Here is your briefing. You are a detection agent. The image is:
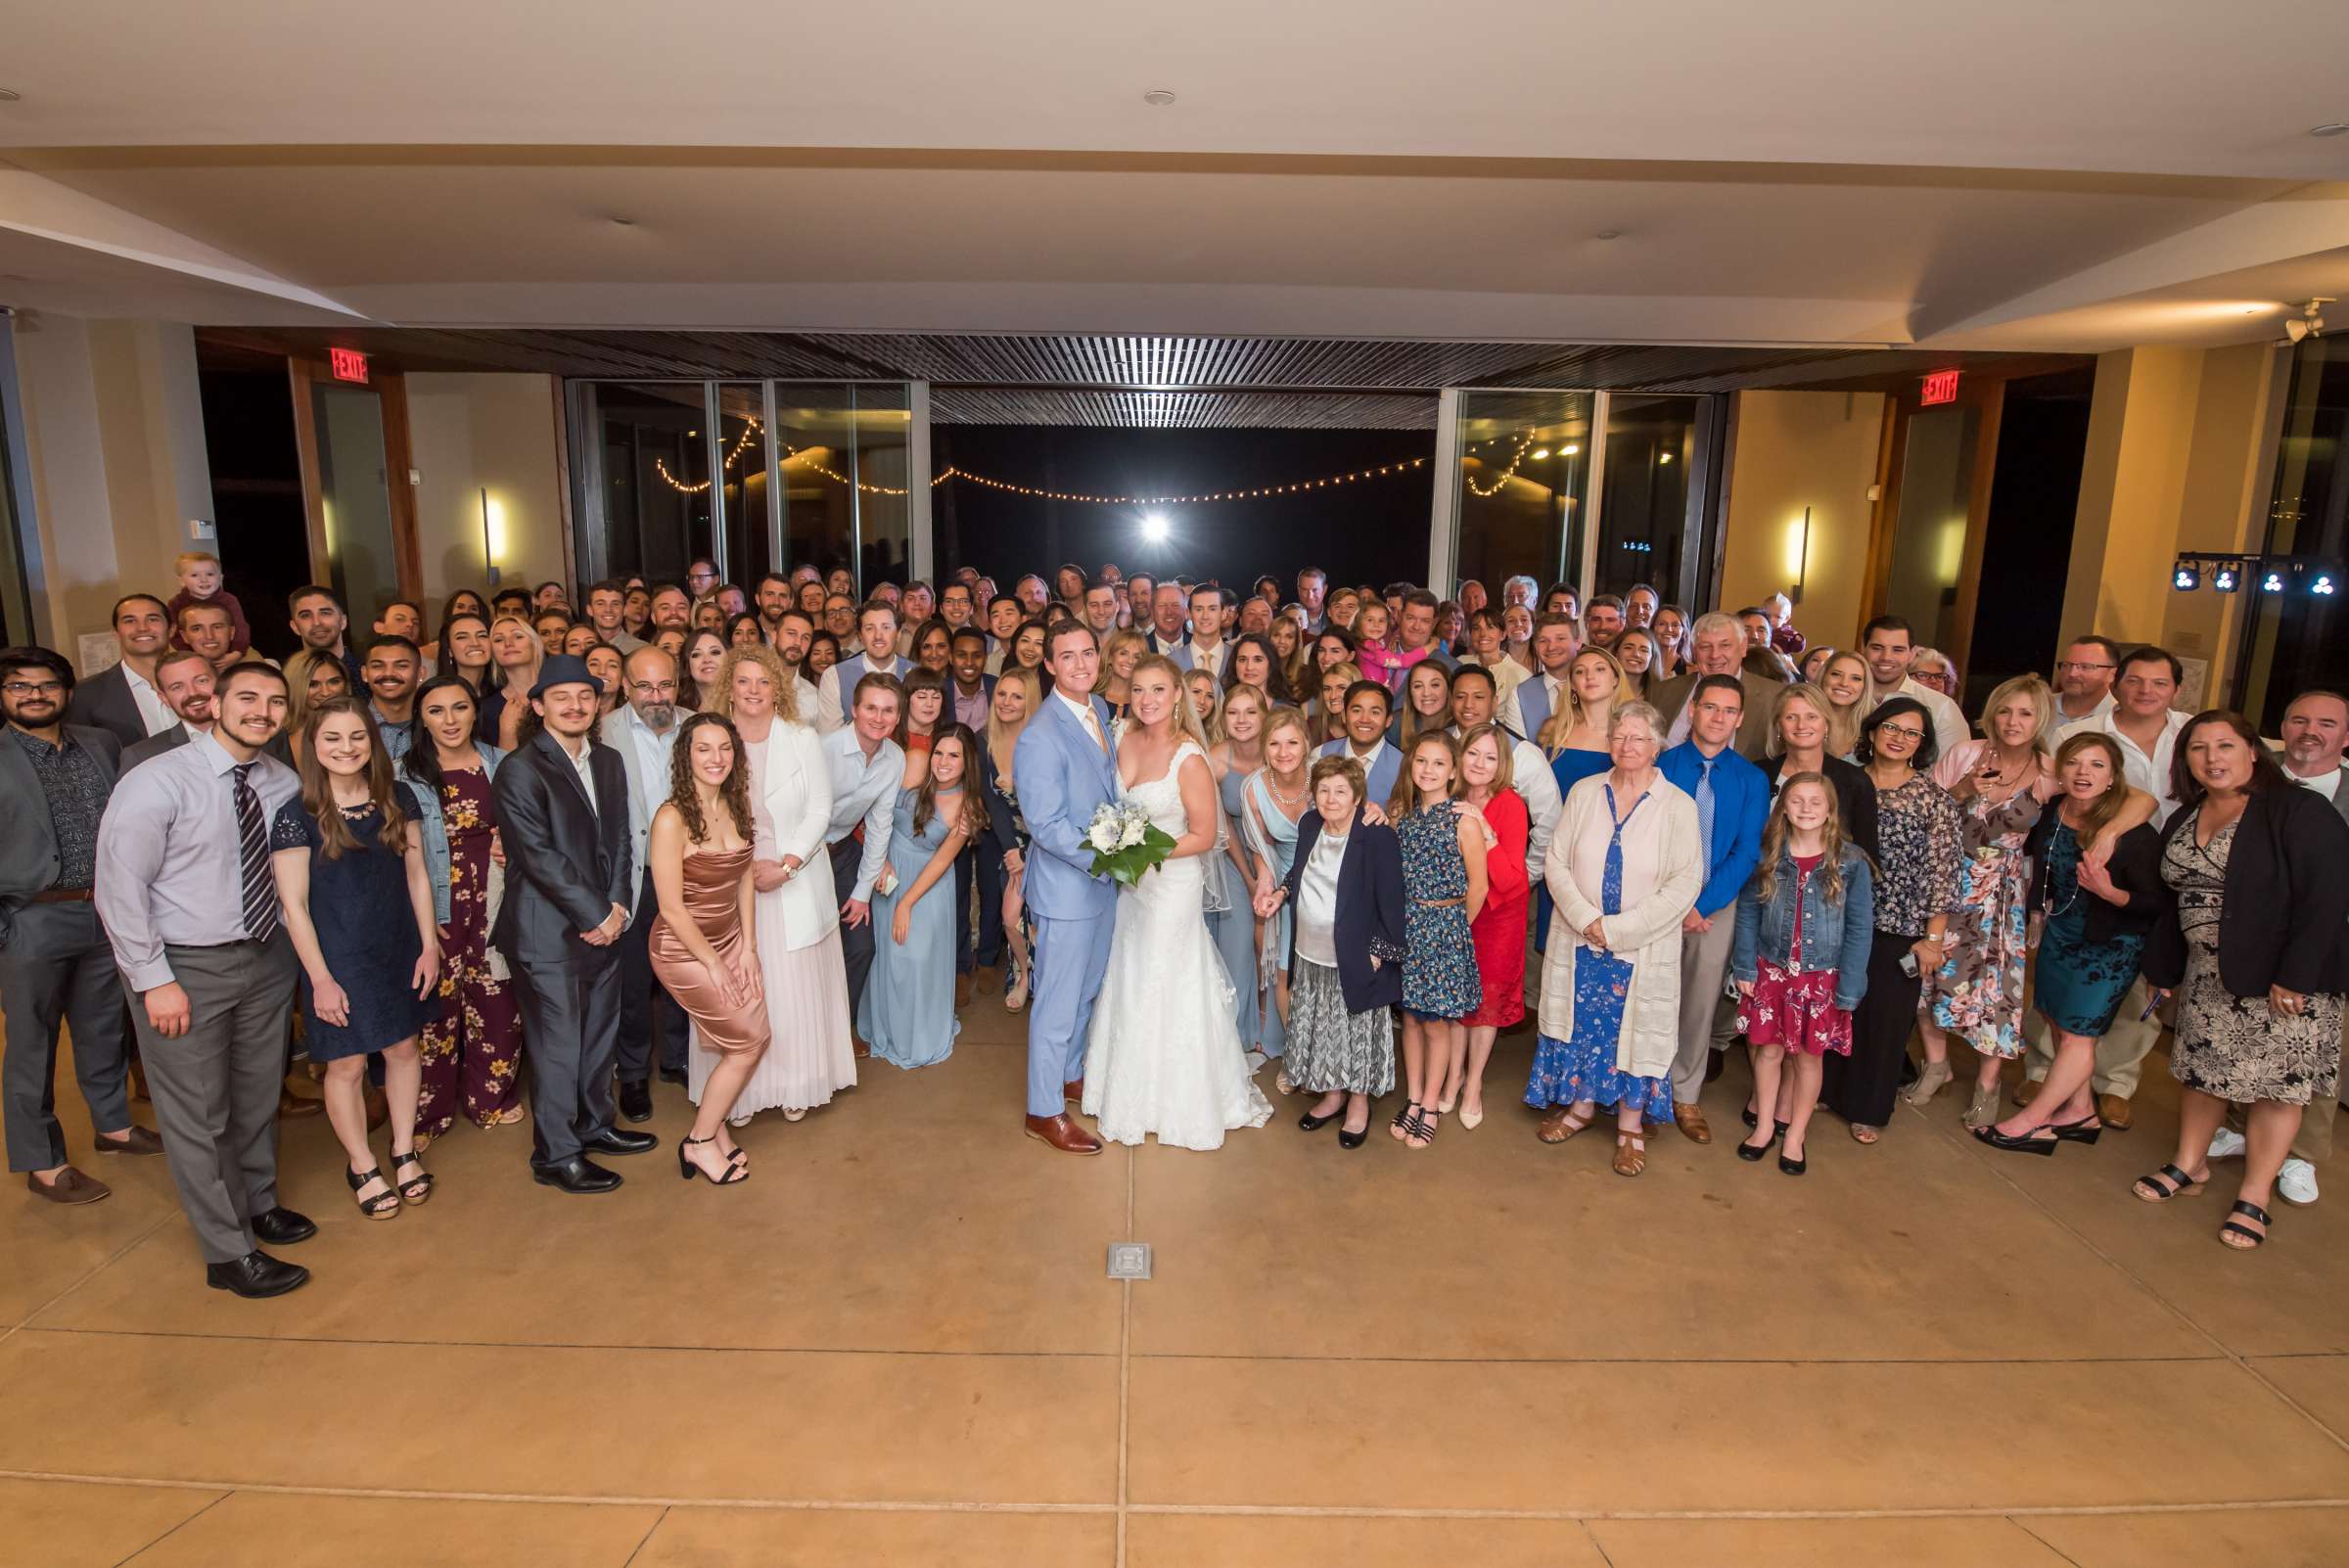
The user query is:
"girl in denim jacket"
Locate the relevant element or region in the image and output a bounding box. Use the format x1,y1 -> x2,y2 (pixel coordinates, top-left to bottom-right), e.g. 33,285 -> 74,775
1731,774 -> 1874,1175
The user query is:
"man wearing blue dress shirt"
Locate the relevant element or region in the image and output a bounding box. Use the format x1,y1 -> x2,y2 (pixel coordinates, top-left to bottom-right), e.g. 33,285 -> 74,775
820,673 -> 905,1047
1657,675 -> 1769,1145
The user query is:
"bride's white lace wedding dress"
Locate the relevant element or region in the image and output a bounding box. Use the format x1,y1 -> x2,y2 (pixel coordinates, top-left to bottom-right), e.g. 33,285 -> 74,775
1082,739 -> 1273,1150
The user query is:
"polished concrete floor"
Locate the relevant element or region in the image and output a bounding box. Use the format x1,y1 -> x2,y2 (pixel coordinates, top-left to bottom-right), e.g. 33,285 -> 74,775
6,997 -> 2348,1568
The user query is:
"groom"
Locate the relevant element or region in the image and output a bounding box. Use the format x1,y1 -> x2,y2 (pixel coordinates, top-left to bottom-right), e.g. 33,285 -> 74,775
1012,623 -> 1117,1155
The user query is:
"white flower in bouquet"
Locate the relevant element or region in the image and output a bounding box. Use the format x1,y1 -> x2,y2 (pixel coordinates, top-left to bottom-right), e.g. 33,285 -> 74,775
1118,808 -> 1147,850
1086,807 -> 1122,854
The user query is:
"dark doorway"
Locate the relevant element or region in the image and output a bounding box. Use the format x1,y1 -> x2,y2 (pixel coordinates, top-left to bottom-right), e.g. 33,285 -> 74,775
1967,369 -> 2095,714
196,348 -> 310,662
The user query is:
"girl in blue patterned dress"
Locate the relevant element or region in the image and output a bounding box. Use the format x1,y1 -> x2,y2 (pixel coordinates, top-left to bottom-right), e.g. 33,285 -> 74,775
1389,731 -> 1491,1148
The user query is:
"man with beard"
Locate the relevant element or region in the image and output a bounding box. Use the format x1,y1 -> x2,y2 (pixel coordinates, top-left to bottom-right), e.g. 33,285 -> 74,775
491,656 -> 652,1193
610,647 -> 687,1123
3,646 -> 161,1208
285,584 -> 366,697
648,584 -> 693,637
95,662 -> 316,1293
361,635 -> 424,761
771,608 -> 831,733
2052,634 -> 2122,725
121,650 -> 218,770
755,573 -> 795,647
69,593 -> 178,748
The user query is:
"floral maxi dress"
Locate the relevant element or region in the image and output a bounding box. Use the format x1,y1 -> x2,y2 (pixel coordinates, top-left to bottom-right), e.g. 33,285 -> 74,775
417,766 -> 524,1135
1925,785 -> 2044,1060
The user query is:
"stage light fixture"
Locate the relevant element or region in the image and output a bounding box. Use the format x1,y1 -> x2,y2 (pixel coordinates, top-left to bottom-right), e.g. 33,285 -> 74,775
2173,564 -> 2200,590
2212,564 -> 2239,592
2315,573 -> 2337,597
2262,570 -> 2286,594
1140,512 -> 1171,543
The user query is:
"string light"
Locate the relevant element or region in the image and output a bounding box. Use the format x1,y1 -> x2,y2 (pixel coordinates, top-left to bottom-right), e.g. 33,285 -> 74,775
649,420 -> 1433,505
1464,434 -> 1536,497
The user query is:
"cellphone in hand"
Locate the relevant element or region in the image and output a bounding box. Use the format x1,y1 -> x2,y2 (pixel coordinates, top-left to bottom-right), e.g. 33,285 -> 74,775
1899,950 -> 1920,978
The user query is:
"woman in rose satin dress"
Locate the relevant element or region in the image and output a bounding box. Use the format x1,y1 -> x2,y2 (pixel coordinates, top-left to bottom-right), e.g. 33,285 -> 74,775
648,713 -> 769,1185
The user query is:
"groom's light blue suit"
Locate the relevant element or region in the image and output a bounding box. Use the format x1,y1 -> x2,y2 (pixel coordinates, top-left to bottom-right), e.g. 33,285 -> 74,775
1013,690 -> 1121,1118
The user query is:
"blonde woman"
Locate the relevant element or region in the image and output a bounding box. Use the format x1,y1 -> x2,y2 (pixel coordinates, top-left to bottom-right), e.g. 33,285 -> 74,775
1210,683 -> 1275,1058
1186,668 -> 1226,747
1313,661 -> 1362,745
485,614 -> 544,751
1082,654 -> 1273,1148
1096,628 -> 1147,722
980,669 -> 1041,1009
1762,682 -> 1880,857
281,652 -> 352,768
1817,649 -> 1876,758
1242,706 -> 1315,1084
702,643 -> 853,1125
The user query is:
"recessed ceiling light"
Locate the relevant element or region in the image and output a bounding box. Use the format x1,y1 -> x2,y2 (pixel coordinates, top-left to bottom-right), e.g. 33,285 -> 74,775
1594,229 -> 1623,241
2311,122 -> 2348,137
1142,89 -> 1176,107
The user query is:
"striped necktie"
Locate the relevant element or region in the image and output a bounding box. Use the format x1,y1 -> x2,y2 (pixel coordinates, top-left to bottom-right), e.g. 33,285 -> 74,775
233,762 -> 281,943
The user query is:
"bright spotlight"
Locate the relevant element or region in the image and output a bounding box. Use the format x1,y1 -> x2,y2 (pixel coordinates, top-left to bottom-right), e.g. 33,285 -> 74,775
1141,513 -> 1171,543
2212,564 -> 2240,593
1532,447 -> 1551,460
2172,564 -> 2200,591
2315,574 -> 2337,597
2262,570 -> 2286,594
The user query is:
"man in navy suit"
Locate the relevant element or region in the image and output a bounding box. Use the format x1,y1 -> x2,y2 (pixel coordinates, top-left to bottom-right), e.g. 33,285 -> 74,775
1011,623 -> 1119,1155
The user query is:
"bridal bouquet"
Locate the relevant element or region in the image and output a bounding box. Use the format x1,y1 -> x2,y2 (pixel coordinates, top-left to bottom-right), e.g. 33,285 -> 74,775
1085,800 -> 1176,888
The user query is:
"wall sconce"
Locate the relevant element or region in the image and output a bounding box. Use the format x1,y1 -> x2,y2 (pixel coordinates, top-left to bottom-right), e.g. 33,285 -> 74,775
1787,505 -> 1813,605
480,487 -> 502,585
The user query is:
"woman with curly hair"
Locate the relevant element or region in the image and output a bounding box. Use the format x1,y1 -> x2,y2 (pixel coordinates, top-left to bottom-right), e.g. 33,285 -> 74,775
649,712 -> 768,1183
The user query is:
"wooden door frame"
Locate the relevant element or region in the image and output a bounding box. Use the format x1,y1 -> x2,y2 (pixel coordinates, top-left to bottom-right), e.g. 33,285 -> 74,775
1860,373 -> 2008,680
285,354 -> 421,604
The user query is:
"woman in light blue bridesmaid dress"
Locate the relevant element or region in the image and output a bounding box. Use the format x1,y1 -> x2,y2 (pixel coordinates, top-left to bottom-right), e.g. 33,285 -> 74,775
860,726 -> 985,1070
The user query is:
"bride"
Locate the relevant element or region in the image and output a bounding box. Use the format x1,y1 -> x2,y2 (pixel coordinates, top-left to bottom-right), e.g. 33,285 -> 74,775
1082,654 -> 1272,1149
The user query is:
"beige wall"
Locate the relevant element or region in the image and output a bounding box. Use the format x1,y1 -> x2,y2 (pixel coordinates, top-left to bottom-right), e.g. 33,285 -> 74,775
1718,390 -> 1885,652
2061,343 -> 2277,703
13,315 -> 215,664
405,372 -> 566,607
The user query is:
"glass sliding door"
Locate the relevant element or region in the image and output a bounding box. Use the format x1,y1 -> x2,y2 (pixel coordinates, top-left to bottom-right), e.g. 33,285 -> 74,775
852,384 -> 913,589
588,382 -> 713,586
715,382 -> 772,591
1450,390 -> 1593,597
1595,393 -> 1709,604
311,381 -> 400,624
2238,337 -> 2349,727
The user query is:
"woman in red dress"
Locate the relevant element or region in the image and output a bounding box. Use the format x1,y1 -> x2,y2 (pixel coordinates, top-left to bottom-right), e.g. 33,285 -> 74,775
1456,721 -> 1531,1130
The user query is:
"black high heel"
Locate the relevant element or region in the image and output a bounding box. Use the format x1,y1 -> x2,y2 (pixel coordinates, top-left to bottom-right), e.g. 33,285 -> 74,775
678,1133 -> 747,1185
2050,1117 -> 2102,1145
1971,1125 -> 2058,1156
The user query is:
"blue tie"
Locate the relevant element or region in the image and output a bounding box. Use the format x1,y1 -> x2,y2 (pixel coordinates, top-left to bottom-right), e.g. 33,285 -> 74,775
1693,757 -> 1717,881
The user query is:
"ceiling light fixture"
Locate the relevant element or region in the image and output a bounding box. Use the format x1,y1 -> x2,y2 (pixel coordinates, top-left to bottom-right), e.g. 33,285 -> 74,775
2282,298 -> 2333,346
1532,447 -> 1551,460
2312,122 -> 2349,137
1142,89 -> 1176,107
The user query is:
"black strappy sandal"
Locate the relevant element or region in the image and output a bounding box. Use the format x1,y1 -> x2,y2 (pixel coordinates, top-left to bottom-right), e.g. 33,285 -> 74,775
345,1164 -> 400,1220
2133,1163 -> 2206,1203
390,1149 -> 434,1205
1406,1106 -> 1438,1149
677,1133 -> 748,1185
2219,1200 -> 2271,1251
2049,1117 -> 2102,1145
1389,1101 -> 1421,1143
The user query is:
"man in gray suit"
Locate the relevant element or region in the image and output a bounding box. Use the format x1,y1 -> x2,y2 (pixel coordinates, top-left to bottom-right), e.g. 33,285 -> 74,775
3,647 -> 162,1207
608,646 -> 685,1123
118,650 -> 217,772
1643,612 -> 1783,761
66,594 -> 177,750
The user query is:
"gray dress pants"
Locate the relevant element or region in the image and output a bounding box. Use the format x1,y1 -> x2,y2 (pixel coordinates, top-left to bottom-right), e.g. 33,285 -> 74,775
126,936 -> 299,1264
2,900 -> 134,1172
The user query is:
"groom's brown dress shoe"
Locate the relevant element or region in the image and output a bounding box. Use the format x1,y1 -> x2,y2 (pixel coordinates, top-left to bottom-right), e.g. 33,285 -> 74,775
1064,1078 -> 1084,1106
1026,1114 -> 1103,1155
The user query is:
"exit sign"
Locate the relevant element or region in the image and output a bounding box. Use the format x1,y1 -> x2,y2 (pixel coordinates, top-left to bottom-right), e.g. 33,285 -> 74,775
329,347 -> 370,384
1920,368 -> 1961,405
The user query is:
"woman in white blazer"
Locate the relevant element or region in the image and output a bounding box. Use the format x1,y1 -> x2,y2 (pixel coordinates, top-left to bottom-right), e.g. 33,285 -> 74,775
1524,702 -> 1704,1176
701,645 -> 856,1124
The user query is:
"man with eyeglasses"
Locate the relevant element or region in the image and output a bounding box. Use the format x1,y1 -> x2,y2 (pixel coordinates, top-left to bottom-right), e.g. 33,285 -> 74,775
3,646 -> 162,1208
608,646 -> 686,1123
2052,634 -> 2122,724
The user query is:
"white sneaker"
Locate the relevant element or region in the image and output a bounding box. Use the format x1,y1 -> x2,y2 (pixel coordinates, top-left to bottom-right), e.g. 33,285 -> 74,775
2207,1127 -> 2248,1160
2278,1158 -> 2320,1207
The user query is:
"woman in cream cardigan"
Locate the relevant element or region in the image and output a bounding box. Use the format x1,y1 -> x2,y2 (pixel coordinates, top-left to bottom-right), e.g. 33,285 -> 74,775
700,645 -> 856,1124
1523,701 -> 1704,1176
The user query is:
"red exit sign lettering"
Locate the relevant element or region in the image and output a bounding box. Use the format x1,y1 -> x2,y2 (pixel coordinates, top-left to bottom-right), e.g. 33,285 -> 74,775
329,347 -> 370,384
1920,368 -> 1960,405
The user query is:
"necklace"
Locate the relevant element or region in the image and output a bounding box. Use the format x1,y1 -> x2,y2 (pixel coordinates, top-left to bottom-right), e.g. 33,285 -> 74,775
1266,772 -> 1308,807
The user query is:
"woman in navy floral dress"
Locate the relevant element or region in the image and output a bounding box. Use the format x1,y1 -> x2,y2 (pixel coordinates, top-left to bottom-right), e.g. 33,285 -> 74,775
1389,731 -> 1490,1148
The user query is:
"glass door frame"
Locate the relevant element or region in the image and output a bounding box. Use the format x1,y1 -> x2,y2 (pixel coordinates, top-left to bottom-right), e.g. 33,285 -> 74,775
288,353 -> 422,609
1860,375 -> 2006,683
